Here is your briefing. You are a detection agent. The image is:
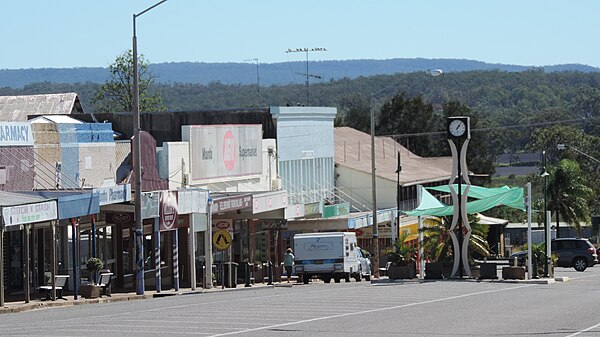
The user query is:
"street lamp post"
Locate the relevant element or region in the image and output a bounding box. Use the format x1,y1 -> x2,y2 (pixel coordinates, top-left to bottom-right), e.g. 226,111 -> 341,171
132,0 -> 167,296
395,151 -> 402,241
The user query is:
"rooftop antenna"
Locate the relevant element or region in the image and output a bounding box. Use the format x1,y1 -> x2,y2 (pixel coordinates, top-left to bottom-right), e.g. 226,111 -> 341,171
244,58 -> 260,93
285,47 -> 326,106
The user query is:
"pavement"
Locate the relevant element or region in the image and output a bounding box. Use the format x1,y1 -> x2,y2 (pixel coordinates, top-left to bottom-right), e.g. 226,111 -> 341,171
0,282 -> 277,315
0,272 -> 569,315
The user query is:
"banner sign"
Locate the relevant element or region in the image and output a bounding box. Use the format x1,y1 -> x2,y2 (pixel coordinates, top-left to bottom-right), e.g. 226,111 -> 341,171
253,191 -> 288,214
2,200 -> 58,227
95,184 -> 131,206
160,190 -> 178,231
0,122 -> 33,147
284,203 -> 305,219
211,194 -> 252,213
183,125 -> 262,181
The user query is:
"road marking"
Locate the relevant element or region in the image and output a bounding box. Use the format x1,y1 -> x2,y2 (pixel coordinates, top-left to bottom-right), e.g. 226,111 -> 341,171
208,284 -> 533,337
565,322 -> 600,337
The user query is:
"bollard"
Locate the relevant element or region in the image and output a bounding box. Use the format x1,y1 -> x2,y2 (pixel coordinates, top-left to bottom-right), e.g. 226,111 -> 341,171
532,254 -> 539,279
267,261 -> 273,285
245,262 -> 252,287
513,256 -> 518,267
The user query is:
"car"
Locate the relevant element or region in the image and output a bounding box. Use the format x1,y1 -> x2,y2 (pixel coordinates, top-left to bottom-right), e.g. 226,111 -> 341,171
357,247 -> 372,281
551,238 -> 598,272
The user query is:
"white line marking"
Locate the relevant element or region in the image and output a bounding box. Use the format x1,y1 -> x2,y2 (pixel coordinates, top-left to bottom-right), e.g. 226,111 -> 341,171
208,284 -> 533,336
565,322 -> 600,337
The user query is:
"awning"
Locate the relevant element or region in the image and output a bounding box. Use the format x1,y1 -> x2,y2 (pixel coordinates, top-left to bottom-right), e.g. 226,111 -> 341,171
0,191 -> 58,229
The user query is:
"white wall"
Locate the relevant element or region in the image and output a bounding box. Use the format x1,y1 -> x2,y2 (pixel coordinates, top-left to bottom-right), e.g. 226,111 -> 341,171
335,165 -> 397,211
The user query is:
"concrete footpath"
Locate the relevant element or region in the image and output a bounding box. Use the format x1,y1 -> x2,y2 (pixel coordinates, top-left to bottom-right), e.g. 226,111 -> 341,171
0,283 -> 278,315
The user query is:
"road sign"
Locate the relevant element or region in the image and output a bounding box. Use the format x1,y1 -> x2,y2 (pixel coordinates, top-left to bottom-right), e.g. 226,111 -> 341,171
213,229 -> 232,250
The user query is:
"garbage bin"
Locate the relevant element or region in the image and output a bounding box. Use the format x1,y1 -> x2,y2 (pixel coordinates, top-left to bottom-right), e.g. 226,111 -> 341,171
224,262 -> 238,288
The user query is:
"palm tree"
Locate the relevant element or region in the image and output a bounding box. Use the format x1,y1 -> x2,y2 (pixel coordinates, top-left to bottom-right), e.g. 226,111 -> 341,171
421,214 -> 491,264
547,159 -> 594,237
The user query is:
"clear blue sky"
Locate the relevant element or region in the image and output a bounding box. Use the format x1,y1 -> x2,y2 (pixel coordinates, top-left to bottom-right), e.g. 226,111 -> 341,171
2,1 -> 599,69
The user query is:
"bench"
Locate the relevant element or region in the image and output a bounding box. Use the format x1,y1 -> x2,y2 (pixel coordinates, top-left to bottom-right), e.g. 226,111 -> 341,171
39,275 -> 69,301
379,262 -> 392,277
97,273 -> 113,297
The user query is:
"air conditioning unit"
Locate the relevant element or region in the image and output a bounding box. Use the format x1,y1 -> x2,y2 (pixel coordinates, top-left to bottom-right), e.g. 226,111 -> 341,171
271,178 -> 282,190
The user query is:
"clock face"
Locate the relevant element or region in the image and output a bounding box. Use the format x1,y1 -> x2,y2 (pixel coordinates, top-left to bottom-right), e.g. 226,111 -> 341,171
448,119 -> 466,137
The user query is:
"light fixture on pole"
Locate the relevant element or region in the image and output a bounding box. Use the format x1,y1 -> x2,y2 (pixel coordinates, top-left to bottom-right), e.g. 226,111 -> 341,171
132,0 -> 167,296
395,150 -> 402,242
285,47 -> 326,106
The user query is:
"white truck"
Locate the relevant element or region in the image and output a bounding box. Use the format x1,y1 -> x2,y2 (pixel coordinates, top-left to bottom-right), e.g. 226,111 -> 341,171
293,232 -> 371,284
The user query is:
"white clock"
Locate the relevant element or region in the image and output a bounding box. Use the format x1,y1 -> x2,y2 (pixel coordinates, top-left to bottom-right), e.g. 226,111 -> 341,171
448,119 -> 466,138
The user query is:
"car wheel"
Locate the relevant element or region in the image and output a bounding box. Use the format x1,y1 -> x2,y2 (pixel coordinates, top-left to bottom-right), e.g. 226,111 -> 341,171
323,276 -> 331,283
355,268 -> 362,282
303,274 -> 310,284
573,258 -> 588,272
334,276 -> 341,283
365,274 -> 371,281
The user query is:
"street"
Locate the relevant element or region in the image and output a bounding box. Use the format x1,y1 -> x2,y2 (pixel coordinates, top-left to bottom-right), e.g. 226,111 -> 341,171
1,267 -> 599,337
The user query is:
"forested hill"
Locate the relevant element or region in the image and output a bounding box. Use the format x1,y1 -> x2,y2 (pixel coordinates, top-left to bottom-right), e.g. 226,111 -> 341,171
1,58 -> 598,88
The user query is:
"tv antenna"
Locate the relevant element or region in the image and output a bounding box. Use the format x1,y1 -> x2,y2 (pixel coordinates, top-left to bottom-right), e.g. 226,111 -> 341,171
243,58 -> 260,93
286,47 -> 326,105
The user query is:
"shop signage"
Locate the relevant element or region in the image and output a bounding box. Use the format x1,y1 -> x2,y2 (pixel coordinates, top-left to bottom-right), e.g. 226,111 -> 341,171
141,191 -> 159,219
109,212 -> 133,225
284,203 -> 305,219
160,190 -> 178,231
94,184 -> 131,206
211,194 -> 252,213
177,188 -> 209,214
304,202 -> 321,216
214,219 -> 233,232
2,200 -> 58,227
253,190 -> 288,214
183,125 -> 262,181
0,122 -> 33,147
354,222 -> 393,239
322,202 -> 350,218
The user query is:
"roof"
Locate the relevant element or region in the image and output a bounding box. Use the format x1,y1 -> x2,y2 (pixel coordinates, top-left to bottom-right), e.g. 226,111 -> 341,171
30,115 -> 83,124
0,191 -> 53,207
334,127 -> 452,186
0,93 -> 83,122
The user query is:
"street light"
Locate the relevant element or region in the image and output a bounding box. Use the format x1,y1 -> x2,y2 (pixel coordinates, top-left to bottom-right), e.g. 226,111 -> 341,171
132,0 -> 167,296
395,151 -> 402,242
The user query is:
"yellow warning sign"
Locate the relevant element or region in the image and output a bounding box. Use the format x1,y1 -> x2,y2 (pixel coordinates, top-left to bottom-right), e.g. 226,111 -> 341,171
213,229 -> 232,250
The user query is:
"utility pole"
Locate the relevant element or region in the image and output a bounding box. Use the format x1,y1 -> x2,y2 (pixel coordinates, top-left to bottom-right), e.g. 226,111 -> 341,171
285,47 -> 326,105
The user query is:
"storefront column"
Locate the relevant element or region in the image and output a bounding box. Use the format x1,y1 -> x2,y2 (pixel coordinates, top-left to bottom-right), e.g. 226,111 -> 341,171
91,215 -> 97,258
51,221 -> 57,301
154,218 -> 161,293
189,223 -> 196,291
173,229 -> 179,291
23,225 -> 30,303
204,201 -> 213,289
0,225 -> 4,307
70,218 -> 78,300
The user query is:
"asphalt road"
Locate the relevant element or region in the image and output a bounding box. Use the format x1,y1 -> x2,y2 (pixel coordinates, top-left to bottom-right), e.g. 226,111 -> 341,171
1,267 -> 600,337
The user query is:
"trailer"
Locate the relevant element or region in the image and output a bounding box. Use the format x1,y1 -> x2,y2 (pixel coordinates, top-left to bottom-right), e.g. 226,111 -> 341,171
293,232 -> 370,284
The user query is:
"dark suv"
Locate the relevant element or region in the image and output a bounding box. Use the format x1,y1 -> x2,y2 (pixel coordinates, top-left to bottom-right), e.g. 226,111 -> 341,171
551,238 -> 598,271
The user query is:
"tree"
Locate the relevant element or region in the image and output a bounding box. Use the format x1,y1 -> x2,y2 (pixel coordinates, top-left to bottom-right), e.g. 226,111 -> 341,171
376,92 -> 438,156
92,50 -> 166,113
336,94 -> 370,133
547,159 -> 594,237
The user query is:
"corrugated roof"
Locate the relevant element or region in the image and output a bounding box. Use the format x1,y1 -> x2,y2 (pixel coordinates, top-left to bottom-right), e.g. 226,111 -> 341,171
0,93 -> 83,122
334,127 -> 452,186
0,191 -> 52,207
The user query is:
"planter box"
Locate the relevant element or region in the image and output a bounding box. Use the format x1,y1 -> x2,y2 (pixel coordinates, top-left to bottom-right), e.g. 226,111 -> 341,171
425,262 -> 452,279
388,262 -> 416,279
80,284 -> 101,299
479,263 -> 498,279
502,266 -> 526,280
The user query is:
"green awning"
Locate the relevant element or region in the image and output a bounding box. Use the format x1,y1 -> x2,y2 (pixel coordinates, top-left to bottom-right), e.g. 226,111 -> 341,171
427,185 -> 512,199
404,185 -> 525,217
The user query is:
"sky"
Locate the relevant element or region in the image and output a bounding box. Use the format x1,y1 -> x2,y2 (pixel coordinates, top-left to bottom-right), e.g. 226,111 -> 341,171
2,1 -> 599,70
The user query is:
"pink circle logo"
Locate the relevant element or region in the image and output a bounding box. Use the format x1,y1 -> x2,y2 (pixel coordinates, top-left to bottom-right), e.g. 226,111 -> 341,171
222,130 -> 236,171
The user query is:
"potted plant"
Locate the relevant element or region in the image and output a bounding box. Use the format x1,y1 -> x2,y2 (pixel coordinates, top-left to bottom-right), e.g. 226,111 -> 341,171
80,257 -> 104,299
386,237 -> 417,279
